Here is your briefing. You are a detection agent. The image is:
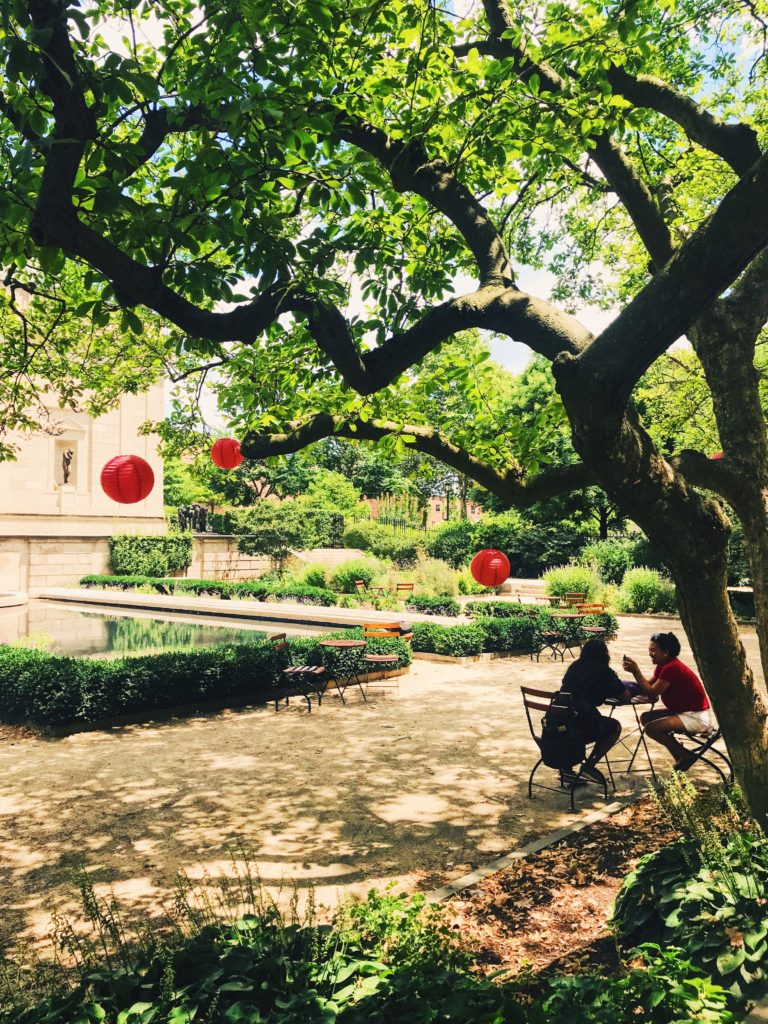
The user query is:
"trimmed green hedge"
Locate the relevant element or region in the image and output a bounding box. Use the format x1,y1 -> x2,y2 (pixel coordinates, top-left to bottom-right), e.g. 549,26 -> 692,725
464,600 -> 532,618
0,631 -> 411,729
109,534 -> 192,577
413,609 -> 618,657
465,601 -> 618,640
404,594 -> 461,616
411,623 -> 486,657
79,575 -> 336,606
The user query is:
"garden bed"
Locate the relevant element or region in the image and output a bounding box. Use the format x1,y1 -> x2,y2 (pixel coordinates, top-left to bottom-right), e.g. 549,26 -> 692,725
443,796 -> 678,979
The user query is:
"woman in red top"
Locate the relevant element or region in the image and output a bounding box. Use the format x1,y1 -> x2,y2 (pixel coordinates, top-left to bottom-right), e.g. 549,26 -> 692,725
622,632 -> 711,771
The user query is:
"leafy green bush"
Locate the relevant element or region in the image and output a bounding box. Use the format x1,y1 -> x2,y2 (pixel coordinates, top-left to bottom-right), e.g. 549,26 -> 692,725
404,594 -> 461,616
109,534 -> 192,577
411,623 -> 485,657
221,503 -> 346,559
424,519 -> 477,568
612,835 -> 768,999
581,610 -> 619,639
456,568 -> 496,595
475,511 -> 591,577
299,563 -> 328,588
3,886 -> 528,1024
328,557 -> 383,593
0,630 -> 410,729
80,574 -> 336,606
539,944 -> 736,1024
543,564 -> 598,599
409,556 -> 459,597
617,567 -> 677,613
342,521 -> 424,568
577,538 -> 635,585
475,617 -> 537,652
465,600 -> 532,618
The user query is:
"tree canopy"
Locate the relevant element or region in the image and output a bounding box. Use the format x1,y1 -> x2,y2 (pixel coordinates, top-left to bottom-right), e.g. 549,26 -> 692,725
2,0 -> 768,814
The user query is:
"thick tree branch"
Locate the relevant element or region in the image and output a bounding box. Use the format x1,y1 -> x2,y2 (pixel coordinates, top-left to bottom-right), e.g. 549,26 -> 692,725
476,0 -> 674,270
721,245 -> 768,336
556,150 -> 768,410
28,0 -> 96,247
605,67 -> 761,177
241,413 -> 595,506
589,136 -> 674,268
334,116 -> 515,286
670,450 -> 746,508
454,42 -> 761,179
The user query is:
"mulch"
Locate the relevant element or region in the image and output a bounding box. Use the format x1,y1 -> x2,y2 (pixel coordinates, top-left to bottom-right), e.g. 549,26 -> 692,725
444,797 -> 679,980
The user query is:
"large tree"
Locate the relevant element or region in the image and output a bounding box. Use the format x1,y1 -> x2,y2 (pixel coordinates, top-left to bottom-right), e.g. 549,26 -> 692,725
3,1 -> 768,811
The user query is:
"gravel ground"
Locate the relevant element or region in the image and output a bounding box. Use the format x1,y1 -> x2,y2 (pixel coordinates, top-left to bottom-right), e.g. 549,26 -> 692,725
0,613 -> 757,953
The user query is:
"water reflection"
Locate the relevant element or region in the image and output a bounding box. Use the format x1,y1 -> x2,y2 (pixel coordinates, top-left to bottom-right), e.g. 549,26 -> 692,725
0,602 -> 270,657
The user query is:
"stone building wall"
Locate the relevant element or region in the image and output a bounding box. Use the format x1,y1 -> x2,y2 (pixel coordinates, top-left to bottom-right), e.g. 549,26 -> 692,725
0,385 -> 166,537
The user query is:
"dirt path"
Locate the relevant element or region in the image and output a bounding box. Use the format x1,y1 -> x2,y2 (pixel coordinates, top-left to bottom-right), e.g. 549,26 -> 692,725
0,614 -> 756,953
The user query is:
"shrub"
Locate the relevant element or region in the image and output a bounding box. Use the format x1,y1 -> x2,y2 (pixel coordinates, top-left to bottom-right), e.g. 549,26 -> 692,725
475,512 -> 591,577
109,534 -> 192,577
299,563 -> 328,588
617,567 -> 677,613
475,616 -> 537,652
228,503 -> 346,560
577,538 -> 635,585
465,600 -> 532,618
424,519 -> 477,568
456,568 -> 496,595
329,557 -> 383,593
539,944 -> 735,1023
581,610 -> 619,639
612,835 -> 768,999
409,556 -> 459,597
405,594 -> 461,616
543,565 -> 598,600
0,630 -> 411,729
3,886 -> 526,1024
411,623 -> 485,657
342,521 -> 424,567
79,575 -> 337,606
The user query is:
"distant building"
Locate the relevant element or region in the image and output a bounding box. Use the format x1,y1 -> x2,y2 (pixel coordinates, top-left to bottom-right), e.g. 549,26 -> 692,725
0,385 -> 165,593
365,495 -> 483,529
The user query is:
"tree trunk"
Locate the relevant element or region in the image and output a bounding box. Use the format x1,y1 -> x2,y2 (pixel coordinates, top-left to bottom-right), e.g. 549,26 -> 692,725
674,566 -> 768,820
554,363 -> 768,818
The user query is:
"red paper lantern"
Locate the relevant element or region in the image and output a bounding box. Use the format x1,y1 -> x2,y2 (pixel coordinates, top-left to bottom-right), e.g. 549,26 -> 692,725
101,455 -> 155,504
709,451 -> 724,460
470,548 -> 510,587
211,437 -> 243,469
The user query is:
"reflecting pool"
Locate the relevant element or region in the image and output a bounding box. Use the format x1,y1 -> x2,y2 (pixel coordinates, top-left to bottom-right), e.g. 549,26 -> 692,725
0,601 -> 316,658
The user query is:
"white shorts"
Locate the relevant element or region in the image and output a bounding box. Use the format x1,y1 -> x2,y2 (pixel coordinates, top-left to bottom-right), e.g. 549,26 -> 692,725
676,709 -> 713,735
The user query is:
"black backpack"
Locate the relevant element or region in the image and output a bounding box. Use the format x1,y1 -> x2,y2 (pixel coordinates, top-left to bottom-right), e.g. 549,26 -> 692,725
539,693 -> 586,770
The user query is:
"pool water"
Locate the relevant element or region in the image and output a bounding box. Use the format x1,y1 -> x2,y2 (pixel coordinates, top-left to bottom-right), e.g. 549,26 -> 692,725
0,601 -> 311,658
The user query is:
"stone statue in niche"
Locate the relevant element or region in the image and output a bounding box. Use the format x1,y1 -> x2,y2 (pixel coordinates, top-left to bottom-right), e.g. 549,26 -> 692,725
62,448 -> 74,485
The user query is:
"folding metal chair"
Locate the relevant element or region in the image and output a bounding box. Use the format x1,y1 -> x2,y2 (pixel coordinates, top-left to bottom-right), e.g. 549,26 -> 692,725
675,725 -> 733,783
269,633 -> 327,712
521,686 -> 613,811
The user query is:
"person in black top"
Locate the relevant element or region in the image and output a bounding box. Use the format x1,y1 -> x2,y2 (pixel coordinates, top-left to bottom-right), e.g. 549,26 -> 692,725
560,638 -> 631,781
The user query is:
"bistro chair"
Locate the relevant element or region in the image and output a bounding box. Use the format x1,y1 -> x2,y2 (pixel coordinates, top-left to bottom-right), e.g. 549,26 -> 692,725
269,633 -> 328,712
355,579 -> 386,597
673,725 -> 733,783
521,686 -> 613,811
564,592 -> 586,607
526,610 -> 572,661
361,623 -> 401,693
394,582 -> 414,598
